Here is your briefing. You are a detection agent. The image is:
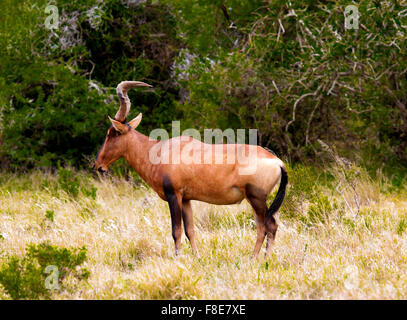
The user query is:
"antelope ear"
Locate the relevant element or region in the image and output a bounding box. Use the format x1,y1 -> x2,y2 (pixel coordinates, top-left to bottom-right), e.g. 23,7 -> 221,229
108,116 -> 127,134
128,113 -> 142,130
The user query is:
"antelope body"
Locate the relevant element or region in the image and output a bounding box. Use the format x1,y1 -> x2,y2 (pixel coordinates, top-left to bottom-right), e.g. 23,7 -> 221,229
94,81 -> 288,258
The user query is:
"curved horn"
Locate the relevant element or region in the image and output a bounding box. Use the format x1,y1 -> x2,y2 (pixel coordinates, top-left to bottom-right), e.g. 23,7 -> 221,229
115,81 -> 152,122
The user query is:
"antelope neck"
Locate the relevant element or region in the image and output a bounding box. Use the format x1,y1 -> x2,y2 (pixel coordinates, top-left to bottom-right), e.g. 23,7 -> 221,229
125,130 -> 158,178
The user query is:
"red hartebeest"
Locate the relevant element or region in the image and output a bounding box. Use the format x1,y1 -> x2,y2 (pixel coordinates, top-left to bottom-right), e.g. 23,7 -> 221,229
94,81 -> 288,258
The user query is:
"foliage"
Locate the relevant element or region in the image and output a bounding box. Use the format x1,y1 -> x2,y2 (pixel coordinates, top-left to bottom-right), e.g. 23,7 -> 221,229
0,0 -> 182,168
0,243 -> 89,300
45,210 -> 55,222
56,164 -> 97,199
0,170 -> 406,299
397,218 -> 407,236
0,0 -> 406,176
171,0 -> 407,166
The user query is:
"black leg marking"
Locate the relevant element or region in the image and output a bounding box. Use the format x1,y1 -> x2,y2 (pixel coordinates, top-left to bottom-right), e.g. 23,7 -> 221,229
163,174 -> 182,255
245,184 -> 268,219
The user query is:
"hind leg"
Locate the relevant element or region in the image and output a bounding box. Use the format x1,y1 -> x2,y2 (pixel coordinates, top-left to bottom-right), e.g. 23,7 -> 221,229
182,200 -> 199,257
265,215 -> 278,257
246,184 -> 268,259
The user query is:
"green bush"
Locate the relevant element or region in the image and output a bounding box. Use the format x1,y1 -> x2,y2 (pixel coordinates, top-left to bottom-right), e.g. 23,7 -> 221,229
1,0 -> 407,173
0,0 -> 182,169
0,243 -> 89,300
57,165 -> 97,199
280,164 -> 321,219
57,165 -> 81,198
0,62 -> 113,168
171,0 -> 407,164
280,162 -> 343,225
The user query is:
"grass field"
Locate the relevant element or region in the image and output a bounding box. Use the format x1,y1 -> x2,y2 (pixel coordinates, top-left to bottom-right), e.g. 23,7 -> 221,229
0,159 -> 406,299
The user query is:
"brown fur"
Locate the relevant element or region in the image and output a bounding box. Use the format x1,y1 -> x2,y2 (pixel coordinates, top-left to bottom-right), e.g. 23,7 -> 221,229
94,81 -> 287,258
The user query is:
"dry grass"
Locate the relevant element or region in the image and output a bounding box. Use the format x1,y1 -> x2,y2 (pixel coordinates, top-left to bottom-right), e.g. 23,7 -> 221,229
0,166 -> 406,300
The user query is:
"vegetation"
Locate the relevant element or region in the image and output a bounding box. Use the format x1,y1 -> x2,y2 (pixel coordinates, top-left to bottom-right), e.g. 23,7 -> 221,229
1,0 -> 407,170
0,242 -> 89,299
0,0 -> 406,299
0,0 -> 181,168
0,162 -> 405,299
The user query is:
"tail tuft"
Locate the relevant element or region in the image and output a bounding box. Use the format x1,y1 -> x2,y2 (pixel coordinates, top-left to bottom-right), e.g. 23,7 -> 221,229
267,166 -> 288,217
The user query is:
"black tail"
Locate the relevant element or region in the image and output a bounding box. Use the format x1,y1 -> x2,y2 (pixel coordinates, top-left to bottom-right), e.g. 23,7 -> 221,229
267,166 -> 288,217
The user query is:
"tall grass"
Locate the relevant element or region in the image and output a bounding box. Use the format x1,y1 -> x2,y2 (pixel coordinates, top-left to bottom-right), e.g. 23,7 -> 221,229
0,161 -> 406,299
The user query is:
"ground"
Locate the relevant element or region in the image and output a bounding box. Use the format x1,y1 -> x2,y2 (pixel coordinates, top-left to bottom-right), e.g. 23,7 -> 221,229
0,167 -> 406,299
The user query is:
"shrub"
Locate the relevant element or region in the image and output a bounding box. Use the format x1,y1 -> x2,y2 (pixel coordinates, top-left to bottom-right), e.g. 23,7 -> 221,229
57,165 -> 81,198
0,0 -> 183,169
0,62 -> 113,168
280,164 -> 321,220
1,0 -> 407,173
172,0 -> 407,164
57,165 -> 97,200
0,243 -> 89,300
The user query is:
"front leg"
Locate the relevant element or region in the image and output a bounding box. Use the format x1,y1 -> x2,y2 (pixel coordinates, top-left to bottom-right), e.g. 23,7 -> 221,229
163,176 -> 183,256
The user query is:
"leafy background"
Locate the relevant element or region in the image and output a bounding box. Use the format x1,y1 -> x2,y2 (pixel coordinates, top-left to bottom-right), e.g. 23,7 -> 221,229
0,0 -> 406,175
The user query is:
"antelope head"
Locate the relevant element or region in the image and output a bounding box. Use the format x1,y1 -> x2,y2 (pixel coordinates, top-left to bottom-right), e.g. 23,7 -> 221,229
93,81 -> 152,173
